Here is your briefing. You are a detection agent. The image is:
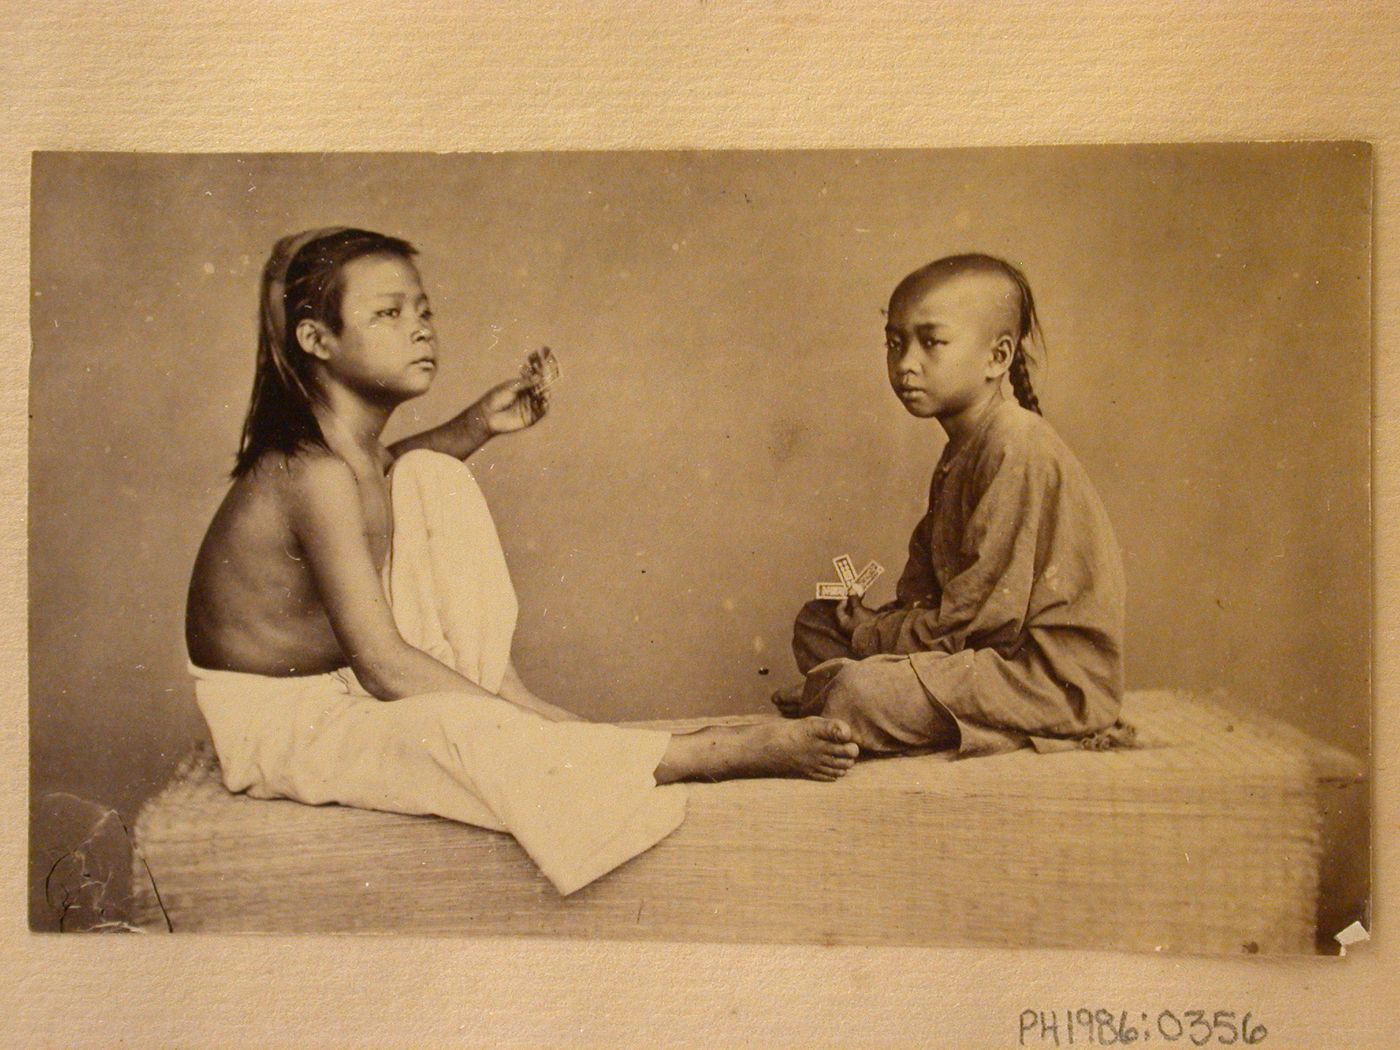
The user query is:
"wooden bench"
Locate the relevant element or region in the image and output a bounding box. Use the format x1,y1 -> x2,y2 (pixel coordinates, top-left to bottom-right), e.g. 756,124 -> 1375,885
130,690 -> 1365,954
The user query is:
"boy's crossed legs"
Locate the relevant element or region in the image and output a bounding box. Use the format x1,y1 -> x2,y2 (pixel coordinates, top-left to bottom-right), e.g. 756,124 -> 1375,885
772,599 -> 959,755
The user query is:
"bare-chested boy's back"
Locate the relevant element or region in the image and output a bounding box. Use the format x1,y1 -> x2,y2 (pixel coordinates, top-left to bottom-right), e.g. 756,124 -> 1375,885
186,448 -> 392,675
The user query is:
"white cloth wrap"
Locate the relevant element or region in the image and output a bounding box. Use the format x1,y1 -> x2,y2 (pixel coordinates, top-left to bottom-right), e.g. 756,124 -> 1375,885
383,448 -> 517,694
192,449 -> 687,896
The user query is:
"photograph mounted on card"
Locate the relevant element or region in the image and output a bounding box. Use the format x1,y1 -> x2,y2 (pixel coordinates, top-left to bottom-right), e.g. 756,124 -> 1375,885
28,146 -> 1369,956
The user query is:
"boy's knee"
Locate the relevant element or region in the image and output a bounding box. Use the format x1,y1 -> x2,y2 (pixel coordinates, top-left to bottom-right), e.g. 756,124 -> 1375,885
818,666 -> 888,753
793,599 -> 832,639
818,657 -> 940,755
821,659 -> 890,722
393,447 -> 461,474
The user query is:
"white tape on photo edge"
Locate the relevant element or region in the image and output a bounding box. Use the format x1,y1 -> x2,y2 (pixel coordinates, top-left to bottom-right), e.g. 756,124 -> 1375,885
1334,920 -> 1370,955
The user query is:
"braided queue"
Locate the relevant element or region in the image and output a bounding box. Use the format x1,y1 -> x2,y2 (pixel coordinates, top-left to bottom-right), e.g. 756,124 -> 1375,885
1008,346 -> 1041,415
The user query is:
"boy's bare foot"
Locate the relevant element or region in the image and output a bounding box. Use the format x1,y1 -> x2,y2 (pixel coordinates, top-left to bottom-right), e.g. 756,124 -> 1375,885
655,717 -> 860,784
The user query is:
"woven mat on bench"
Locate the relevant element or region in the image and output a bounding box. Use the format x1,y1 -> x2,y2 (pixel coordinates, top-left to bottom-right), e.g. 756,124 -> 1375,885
131,690 -> 1358,953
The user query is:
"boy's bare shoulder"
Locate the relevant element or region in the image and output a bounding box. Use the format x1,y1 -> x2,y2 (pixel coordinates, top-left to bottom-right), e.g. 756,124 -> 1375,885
239,448 -> 360,520
278,449 -> 361,513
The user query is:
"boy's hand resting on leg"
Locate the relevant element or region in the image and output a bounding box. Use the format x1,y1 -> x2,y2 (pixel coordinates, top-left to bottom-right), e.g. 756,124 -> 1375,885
834,594 -> 877,638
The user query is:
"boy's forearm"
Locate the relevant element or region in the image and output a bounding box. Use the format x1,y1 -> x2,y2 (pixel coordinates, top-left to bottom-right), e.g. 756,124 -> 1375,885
497,663 -> 583,722
389,406 -> 493,461
851,603 -> 956,659
355,643 -> 496,702
358,646 -> 580,721
499,689 -> 581,722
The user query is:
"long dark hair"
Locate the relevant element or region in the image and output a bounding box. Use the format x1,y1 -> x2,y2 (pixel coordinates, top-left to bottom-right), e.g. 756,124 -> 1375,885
890,253 -> 1045,415
232,227 -> 418,477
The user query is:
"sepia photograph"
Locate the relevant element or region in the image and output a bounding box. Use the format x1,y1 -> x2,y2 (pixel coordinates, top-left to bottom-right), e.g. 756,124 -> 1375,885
28,145 -> 1369,959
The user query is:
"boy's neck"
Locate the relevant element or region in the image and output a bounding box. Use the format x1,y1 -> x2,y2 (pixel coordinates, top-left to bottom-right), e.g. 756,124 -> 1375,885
313,387 -> 395,464
939,390 -> 1005,451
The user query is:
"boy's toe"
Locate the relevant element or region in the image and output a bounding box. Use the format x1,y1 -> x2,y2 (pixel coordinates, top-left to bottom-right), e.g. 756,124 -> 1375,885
817,717 -> 854,743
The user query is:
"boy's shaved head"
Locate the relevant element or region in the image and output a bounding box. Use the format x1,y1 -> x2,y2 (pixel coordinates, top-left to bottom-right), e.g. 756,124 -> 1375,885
889,253 -> 1045,415
890,256 -> 1023,339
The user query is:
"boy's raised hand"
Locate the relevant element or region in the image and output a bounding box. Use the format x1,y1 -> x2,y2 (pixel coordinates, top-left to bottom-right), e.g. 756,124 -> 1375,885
389,354 -> 554,462
472,376 -> 549,437
834,593 -> 877,638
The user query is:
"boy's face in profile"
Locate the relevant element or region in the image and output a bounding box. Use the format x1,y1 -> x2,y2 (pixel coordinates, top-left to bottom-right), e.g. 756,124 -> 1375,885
314,254 -> 439,403
884,272 -> 1013,420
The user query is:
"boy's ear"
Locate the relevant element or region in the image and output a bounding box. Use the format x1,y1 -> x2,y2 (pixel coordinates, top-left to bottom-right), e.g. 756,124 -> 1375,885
295,318 -> 332,360
987,333 -> 1015,378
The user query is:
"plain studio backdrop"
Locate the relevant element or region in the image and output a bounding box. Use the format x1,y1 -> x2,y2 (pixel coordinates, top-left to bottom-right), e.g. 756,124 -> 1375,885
28,146 -> 1369,925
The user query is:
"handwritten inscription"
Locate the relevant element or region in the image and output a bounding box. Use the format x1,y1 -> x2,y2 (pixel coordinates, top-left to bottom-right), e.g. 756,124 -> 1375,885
1019,1009 -> 1268,1046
